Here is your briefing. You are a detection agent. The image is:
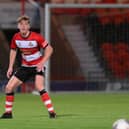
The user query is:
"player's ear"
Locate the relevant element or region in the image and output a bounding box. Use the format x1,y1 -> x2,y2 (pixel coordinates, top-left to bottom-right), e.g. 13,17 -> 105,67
17,23 -> 20,29
28,24 -> 31,29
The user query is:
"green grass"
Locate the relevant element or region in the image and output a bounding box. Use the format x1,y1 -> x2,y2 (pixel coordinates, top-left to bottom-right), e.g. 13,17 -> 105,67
0,92 -> 129,129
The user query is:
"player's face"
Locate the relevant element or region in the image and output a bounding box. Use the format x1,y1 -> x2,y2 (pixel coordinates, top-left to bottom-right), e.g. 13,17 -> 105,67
18,20 -> 30,36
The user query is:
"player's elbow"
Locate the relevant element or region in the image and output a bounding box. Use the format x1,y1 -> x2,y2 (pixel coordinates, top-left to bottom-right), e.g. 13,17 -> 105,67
48,45 -> 53,55
46,45 -> 53,56
50,46 -> 53,55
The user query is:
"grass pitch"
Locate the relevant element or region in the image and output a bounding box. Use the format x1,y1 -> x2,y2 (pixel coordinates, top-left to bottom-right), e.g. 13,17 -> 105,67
0,92 -> 129,129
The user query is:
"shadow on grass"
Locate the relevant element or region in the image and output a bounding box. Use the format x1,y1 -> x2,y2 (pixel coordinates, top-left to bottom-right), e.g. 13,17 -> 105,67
56,113 -> 80,118
38,113 -> 79,118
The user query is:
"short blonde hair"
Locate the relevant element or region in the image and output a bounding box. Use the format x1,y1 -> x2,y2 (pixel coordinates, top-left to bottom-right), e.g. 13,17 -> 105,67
17,15 -> 30,24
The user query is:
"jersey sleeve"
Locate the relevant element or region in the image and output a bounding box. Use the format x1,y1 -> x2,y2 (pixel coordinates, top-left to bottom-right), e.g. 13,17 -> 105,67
10,35 -> 17,49
37,34 -> 48,49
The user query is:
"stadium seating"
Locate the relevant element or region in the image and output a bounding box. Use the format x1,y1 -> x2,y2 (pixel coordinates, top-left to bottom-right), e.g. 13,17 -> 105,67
104,0 -> 116,3
51,0 -> 82,15
77,0 -> 90,3
50,0 -> 62,2
0,0 -> 17,2
78,0 -> 91,16
50,0 -> 129,17
110,8 -> 125,25
114,42 -> 129,51
117,0 -> 129,3
101,43 -> 115,62
101,42 -> 129,79
95,9 -> 111,25
1,0 -> 129,4
109,61 -> 126,79
91,0 -> 104,3
51,0 -> 65,14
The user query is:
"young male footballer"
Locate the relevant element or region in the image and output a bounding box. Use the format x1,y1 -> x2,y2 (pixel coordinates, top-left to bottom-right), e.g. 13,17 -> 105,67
1,15 -> 56,119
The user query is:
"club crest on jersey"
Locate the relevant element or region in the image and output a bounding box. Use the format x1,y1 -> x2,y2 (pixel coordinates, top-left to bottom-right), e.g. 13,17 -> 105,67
28,42 -> 33,47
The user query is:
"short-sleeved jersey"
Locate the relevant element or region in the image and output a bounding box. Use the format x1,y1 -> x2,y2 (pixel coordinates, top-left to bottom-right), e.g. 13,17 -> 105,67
11,31 -> 48,67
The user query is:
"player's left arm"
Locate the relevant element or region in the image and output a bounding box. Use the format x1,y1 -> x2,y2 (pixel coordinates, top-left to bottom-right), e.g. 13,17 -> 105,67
36,44 -> 53,72
41,44 -> 53,64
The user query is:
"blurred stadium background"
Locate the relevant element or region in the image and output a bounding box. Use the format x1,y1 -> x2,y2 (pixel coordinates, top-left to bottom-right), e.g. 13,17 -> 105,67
0,0 -> 129,93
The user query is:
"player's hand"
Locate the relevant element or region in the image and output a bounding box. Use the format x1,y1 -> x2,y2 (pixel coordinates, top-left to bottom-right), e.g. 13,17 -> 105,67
36,62 -> 44,72
7,67 -> 13,79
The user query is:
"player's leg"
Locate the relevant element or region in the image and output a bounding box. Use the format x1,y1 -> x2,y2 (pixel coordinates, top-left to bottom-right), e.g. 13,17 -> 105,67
1,76 -> 22,119
1,66 -> 30,119
35,74 -> 56,118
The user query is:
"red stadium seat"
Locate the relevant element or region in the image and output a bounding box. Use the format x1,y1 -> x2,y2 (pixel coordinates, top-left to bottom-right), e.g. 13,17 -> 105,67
101,42 -> 127,79
123,9 -> 129,22
77,0 -> 90,3
51,0 -> 66,14
52,8 -> 65,14
108,61 -> 126,79
117,0 -> 129,4
117,43 -> 129,77
113,43 -> 129,68
123,60 -> 129,76
114,42 -> 129,51
103,50 -> 116,61
51,0 -> 64,3
101,42 -> 114,51
116,1 -> 129,22
116,50 -> 129,62
77,0 -> 91,16
61,8 -> 80,15
91,0 -> 104,4
52,0 -> 81,15
110,9 -> 125,25
80,8 -> 92,16
103,0 -> 116,3
101,43 -> 116,63
95,9 -> 111,25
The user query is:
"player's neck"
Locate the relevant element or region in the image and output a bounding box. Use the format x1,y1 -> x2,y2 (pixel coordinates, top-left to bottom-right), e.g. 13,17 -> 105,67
20,31 -> 30,38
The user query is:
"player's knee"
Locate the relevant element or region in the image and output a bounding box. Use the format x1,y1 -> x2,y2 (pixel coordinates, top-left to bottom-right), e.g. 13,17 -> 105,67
35,85 -> 45,91
5,85 -> 14,93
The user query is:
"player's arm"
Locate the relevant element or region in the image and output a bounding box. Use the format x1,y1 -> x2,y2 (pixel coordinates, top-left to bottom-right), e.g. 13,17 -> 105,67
9,49 -> 17,68
36,44 -> 53,72
7,49 -> 17,78
41,44 -> 53,64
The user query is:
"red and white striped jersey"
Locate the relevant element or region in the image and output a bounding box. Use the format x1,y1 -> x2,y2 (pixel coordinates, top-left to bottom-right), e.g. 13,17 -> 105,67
11,31 -> 48,67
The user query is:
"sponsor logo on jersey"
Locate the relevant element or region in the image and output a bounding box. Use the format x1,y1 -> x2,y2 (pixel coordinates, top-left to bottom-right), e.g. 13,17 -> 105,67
16,40 -> 37,48
18,42 -> 21,47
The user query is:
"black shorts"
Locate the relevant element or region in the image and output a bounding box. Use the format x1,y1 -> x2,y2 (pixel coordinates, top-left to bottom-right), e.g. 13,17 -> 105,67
14,66 -> 45,82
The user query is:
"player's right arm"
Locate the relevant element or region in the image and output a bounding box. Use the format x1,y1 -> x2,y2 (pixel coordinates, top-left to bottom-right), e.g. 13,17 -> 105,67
7,33 -> 17,78
7,49 -> 17,78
